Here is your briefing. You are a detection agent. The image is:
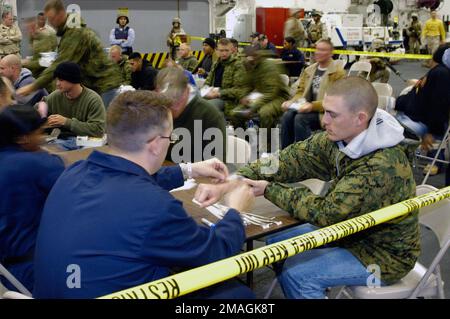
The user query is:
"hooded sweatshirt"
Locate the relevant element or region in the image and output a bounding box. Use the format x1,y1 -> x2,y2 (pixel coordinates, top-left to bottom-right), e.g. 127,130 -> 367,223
14,68 -> 48,105
238,109 -> 420,285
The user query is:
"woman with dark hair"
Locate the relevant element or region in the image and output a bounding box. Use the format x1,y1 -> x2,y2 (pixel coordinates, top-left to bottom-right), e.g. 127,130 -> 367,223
395,43 -> 450,176
0,105 -> 65,292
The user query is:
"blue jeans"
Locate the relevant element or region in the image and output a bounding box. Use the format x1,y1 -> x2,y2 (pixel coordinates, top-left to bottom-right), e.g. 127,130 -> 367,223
101,88 -> 119,109
395,112 -> 428,137
281,110 -> 321,149
266,224 -> 371,299
48,137 -> 81,151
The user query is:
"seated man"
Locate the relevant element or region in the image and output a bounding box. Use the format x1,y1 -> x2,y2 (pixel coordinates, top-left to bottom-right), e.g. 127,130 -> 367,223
0,105 -> 64,292
0,54 -> 48,105
281,37 -> 305,77
41,62 -> 106,150
203,38 -> 246,116
231,47 -> 291,151
109,45 -> 132,86
258,34 -> 277,56
156,66 -> 226,163
33,90 -> 255,299
195,76 -> 420,299
129,52 -> 158,91
176,43 -> 198,73
193,37 -> 218,79
395,44 -> 450,177
280,39 -> 345,149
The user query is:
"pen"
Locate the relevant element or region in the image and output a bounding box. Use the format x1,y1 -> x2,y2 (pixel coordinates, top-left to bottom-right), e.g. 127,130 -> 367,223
201,218 -> 215,228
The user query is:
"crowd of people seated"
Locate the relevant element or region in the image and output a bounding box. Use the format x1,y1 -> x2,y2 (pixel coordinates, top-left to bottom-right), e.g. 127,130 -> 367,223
1,0 -> 450,300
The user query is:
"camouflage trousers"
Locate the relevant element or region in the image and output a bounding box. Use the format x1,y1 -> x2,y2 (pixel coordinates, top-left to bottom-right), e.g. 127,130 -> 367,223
408,38 -> 420,54
228,98 -> 284,129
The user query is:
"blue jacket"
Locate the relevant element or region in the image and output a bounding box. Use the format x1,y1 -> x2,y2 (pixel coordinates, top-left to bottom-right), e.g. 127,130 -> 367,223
33,151 -> 246,299
0,146 -> 64,291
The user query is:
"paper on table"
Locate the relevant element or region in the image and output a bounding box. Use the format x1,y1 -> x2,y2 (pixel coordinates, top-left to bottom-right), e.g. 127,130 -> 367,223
170,179 -> 197,193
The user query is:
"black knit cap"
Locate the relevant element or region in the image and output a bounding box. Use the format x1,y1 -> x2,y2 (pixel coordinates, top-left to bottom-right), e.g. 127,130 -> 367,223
0,105 -> 46,147
203,37 -> 216,49
53,62 -> 82,84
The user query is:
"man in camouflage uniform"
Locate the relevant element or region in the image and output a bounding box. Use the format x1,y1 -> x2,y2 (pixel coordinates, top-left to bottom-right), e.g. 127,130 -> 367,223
407,14 -> 422,54
176,43 -> 198,72
22,14 -> 58,79
109,45 -> 132,85
230,47 -> 291,149
284,9 -> 307,49
17,0 -> 122,108
203,38 -> 246,117
307,11 -> 328,47
195,76 -> 420,299
0,11 -> 22,59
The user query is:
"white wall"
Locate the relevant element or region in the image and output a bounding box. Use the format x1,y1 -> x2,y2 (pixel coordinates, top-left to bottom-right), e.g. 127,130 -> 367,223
16,0 -> 210,56
254,0 -> 351,12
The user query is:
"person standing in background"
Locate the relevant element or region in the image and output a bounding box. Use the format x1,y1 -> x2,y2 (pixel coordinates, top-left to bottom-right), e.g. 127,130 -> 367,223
422,10 -> 446,67
109,13 -> 135,56
167,17 -> 186,60
0,11 -> 22,59
22,13 -> 58,79
407,13 -> 422,54
284,9 -> 307,49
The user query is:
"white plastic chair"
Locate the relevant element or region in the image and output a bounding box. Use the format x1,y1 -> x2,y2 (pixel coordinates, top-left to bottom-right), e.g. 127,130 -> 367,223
338,184 -> 448,299
377,96 -> 396,114
348,61 -> 372,80
372,82 -> 393,97
0,263 -> 32,297
226,135 -> 251,164
2,291 -> 33,299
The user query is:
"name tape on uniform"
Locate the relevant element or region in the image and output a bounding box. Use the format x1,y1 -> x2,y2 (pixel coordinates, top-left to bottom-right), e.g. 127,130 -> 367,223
99,186 -> 450,299
191,36 -> 432,60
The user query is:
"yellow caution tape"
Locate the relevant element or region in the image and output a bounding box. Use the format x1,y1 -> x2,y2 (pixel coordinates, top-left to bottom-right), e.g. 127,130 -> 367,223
191,36 -> 432,60
99,186 -> 450,299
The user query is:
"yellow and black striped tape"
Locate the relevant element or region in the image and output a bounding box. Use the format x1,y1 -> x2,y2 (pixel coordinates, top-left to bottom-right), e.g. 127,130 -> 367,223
99,186 -> 450,299
142,50 -> 205,69
191,36 -> 432,60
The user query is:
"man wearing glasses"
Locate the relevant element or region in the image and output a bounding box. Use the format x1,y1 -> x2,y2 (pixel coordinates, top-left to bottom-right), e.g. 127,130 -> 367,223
33,90 -> 255,299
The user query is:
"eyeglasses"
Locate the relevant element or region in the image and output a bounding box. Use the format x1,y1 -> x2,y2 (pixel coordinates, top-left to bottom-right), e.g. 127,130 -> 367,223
159,132 -> 179,144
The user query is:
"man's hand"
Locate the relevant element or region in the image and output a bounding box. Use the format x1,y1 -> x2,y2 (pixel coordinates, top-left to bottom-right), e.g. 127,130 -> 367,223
298,102 -> 313,113
281,100 -> 294,112
194,183 -> 230,208
243,178 -> 269,197
47,115 -> 68,128
240,97 -> 251,106
191,158 -> 229,182
421,133 -> 434,152
205,88 -> 220,99
224,184 -> 255,213
16,84 -> 37,97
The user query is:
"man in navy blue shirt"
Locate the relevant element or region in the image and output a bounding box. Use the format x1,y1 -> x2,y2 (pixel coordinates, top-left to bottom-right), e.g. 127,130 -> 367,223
33,90 -> 255,299
281,37 -> 305,77
0,105 -> 65,292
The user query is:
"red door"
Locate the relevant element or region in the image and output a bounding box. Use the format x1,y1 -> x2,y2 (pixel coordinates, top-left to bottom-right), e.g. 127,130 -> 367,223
256,7 -> 291,46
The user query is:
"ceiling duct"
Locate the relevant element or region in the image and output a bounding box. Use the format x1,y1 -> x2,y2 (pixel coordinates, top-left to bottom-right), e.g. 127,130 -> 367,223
216,0 -> 237,17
